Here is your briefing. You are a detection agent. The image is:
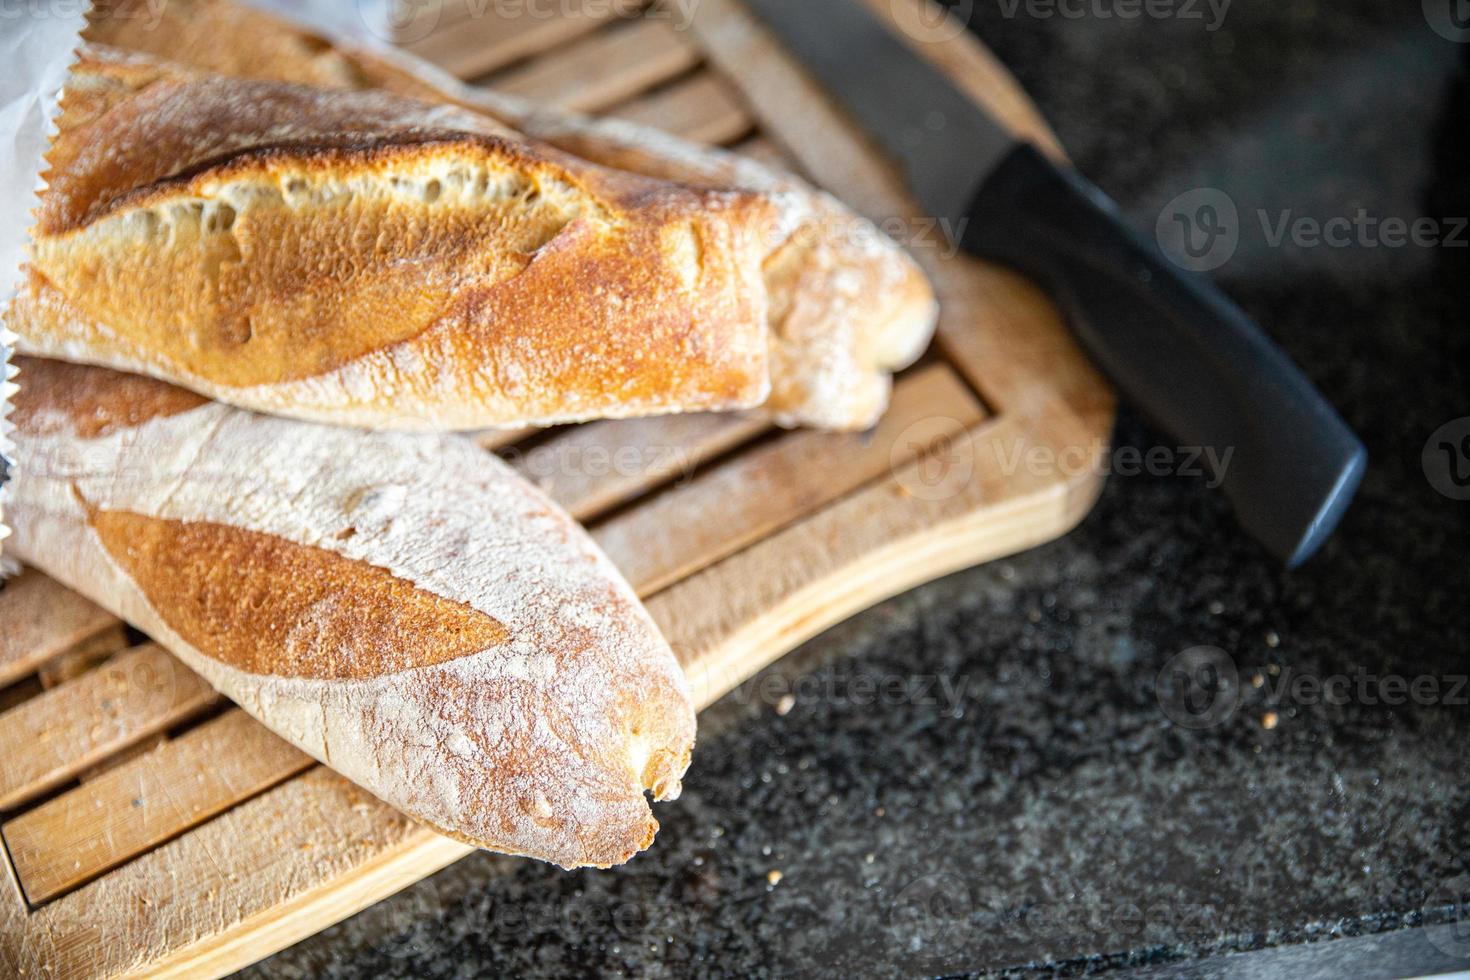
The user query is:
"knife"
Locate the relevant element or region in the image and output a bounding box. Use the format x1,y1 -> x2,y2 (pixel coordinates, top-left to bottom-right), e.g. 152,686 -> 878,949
740,0 -> 1367,567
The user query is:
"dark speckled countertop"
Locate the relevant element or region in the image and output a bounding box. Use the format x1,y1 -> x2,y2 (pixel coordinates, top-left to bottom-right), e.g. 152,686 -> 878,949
248,2 -> 1470,976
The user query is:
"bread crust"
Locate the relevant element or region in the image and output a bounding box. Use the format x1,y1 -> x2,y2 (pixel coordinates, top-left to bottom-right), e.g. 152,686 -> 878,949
14,47 -> 776,430
8,356 -> 696,868
82,0 -> 939,430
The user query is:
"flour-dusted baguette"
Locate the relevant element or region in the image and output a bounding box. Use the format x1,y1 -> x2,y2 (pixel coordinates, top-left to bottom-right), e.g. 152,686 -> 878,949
11,46 -> 778,431
6,356 -> 695,868
84,0 -> 939,431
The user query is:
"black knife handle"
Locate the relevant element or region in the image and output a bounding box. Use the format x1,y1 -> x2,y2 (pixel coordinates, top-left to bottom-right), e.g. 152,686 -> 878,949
961,144 -> 1366,566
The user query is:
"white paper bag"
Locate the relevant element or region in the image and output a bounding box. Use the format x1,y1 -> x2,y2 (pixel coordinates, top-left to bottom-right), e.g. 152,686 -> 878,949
0,5 -> 93,566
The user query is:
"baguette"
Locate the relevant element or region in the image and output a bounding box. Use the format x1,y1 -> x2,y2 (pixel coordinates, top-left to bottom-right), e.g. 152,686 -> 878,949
83,0 -> 939,430
12,46 -> 778,431
6,355 -> 696,868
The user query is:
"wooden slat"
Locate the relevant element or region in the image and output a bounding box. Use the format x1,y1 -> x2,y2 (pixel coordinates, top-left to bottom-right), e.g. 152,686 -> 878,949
594,363 -> 986,595
392,0 -> 649,42
940,262 -> 1114,422
511,411 -> 769,522
0,645 -> 218,811
407,0 -> 647,80
731,135 -> 795,174
36,624 -> 129,690
6,710 -> 311,905
78,732 -> 167,783
686,0 -> 901,220
470,426 -> 538,451
0,766 -> 447,980
484,18 -> 700,111
608,71 -> 754,146
0,678 -> 42,715
0,570 -> 122,688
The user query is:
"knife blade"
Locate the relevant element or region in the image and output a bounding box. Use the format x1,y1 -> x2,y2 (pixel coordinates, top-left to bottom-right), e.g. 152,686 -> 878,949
741,0 -> 1367,567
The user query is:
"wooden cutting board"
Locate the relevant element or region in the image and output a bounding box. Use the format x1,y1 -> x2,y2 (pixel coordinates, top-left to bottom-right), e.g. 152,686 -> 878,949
0,1 -> 1113,974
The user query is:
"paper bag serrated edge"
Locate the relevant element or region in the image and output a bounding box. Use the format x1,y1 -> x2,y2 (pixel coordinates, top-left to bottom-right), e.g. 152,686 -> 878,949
0,325 -> 13,575
0,6 -> 92,576
1,323 -> 18,578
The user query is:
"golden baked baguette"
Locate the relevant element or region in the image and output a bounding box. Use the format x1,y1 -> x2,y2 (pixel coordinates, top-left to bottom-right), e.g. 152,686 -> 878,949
84,0 -> 939,430
12,47 -> 777,430
6,356 -> 696,868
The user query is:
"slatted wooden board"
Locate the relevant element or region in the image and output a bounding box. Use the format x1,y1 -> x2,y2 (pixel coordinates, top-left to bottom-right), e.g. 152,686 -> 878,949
0,0 -> 1114,975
